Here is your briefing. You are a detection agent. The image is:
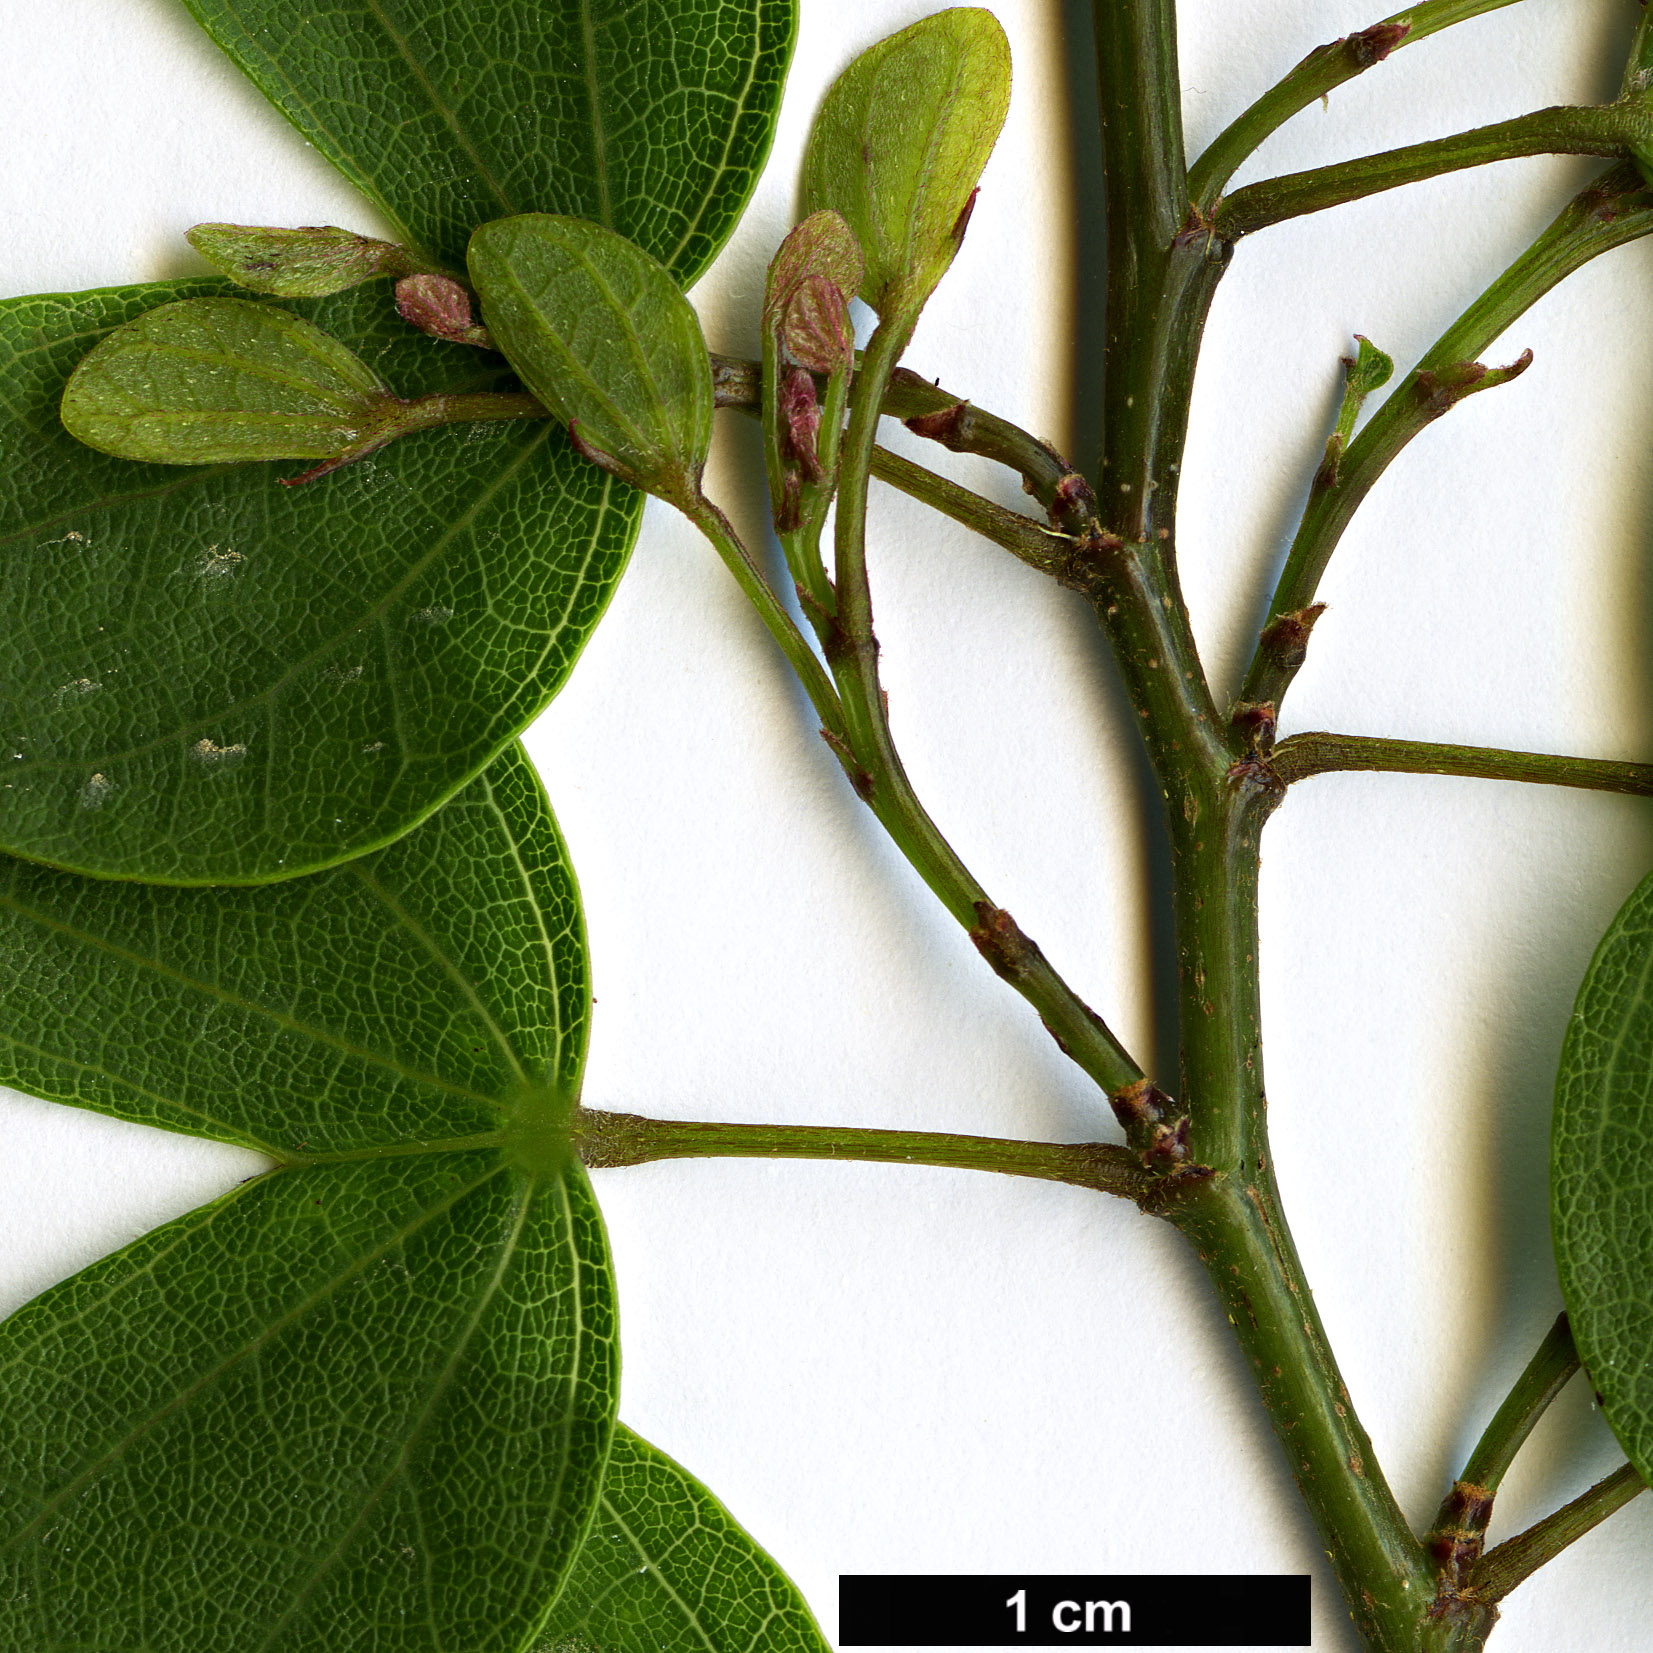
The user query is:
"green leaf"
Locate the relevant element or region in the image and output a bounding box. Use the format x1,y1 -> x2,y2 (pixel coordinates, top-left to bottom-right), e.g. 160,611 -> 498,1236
186,223 -> 433,298
1553,865 -> 1653,1487
0,1153 -> 617,1653
61,295 -> 398,466
0,743 -> 619,1651
178,0 -> 799,284
470,216 -> 713,506
0,741 -> 587,1158
0,279 -> 636,884
801,8 -> 1011,320
539,1427 -> 831,1653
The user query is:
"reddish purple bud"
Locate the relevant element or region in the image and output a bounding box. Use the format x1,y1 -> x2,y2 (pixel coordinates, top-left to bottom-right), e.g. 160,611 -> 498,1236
1350,21 -> 1409,68
395,275 -> 490,348
779,366 -> 824,482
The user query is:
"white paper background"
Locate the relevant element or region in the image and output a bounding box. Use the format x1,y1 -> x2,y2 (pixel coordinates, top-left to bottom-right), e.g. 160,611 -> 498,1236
3,1 -> 1653,1648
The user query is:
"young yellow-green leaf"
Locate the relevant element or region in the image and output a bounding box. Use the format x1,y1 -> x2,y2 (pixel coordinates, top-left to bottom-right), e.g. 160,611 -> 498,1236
61,295 -> 396,466
470,216 -> 713,507
0,1152 -> 617,1653
0,279 -> 637,884
539,1427 -> 832,1653
187,223 -> 432,298
178,0 -> 798,283
801,9 -> 1011,320
0,743 -> 586,1159
1553,865 -> 1653,1487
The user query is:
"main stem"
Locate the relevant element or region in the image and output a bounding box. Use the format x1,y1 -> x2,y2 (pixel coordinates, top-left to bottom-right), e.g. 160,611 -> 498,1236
1092,4 -> 1454,1648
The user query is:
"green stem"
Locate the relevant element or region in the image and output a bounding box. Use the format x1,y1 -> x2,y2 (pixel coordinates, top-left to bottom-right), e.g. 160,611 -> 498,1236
1189,0 -> 1530,212
1272,734 -> 1653,796
810,321 -> 1144,1098
1094,0 -> 1223,544
866,445 -> 1078,580
1423,1313 -> 1579,1599
1459,1314 -> 1580,1492
680,494 -> 848,745
1470,1462 -> 1647,1603
713,353 -> 1099,534
571,1108 -> 1156,1202
1090,7 -> 1446,1648
1217,104 -> 1653,237
1239,163 -> 1653,714
1169,1174 -> 1435,1650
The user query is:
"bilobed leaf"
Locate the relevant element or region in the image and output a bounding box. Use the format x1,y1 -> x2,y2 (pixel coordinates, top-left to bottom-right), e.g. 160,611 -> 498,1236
61,295 -> 397,466
801,8 -> 1011,320
187,222 -> 432,297
539,1427 -> 832,1653
470,216 -> 713,506
0,743 -> 619,1651
178,0 -> 799,283
0,279 -> 636,884
1553,865 -> 1653,1486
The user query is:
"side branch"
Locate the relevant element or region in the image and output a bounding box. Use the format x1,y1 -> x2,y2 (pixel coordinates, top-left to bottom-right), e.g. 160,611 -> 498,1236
572,1108 -> 1158,1204
1272,734 -> 1653,797
1469,1463 -> 1647,1603
1188,0 -> 1528,211
1238,163 -> 1653,713
1217,104 -> 1653,237
714,352 -> 1097,534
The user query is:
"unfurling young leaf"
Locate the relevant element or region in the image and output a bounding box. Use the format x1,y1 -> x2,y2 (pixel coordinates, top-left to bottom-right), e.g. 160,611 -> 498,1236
186,222 -> 434,296
60,295 -> 401,468
763,208 -> 862,374
800,8 -> 1011,322
469,215 -> 713,508
1552,867 -> 1653,1490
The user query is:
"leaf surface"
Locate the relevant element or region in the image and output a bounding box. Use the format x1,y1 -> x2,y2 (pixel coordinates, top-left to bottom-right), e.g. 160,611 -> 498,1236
1553,865 -> 1653,1485
178,0 -> 798,283
539,1427 -> 831,1653
0,1152 -> 617,1653
470,216 -> 713,504
0,280 -> 636,883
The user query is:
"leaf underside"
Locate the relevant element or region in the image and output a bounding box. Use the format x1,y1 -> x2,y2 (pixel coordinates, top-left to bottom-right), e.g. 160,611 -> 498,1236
177,0 -> 799,286
539,1427 -> 833,1653
0,743 -> 620,1650
0,280 -> 637,884
1553,865 -> 1653,1488
0,1154 -> 616,1653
